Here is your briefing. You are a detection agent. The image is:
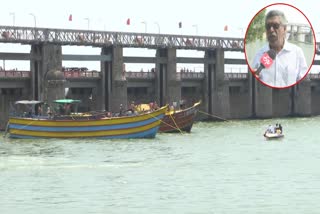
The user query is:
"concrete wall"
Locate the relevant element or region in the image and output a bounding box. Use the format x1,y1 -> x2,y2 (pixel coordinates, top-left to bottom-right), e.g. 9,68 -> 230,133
294,79 -> 312,116
272,88 -> 291,117
311,81 -> 320,115
255,83 -> 273,118
229,80 -> 252,118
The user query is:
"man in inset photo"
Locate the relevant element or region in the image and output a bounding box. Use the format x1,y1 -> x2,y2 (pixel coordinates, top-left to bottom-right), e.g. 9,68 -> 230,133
246,5 -> 315,88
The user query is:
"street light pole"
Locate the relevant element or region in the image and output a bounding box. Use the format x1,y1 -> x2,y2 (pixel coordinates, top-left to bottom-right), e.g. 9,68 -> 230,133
192,24 -> 198,35
9,12 -> 15,26
141,21 -> 147,33
84,18 -> 90,30
154,22 -> 160,34
29,13 -> 36,27
238,28 -> 244,37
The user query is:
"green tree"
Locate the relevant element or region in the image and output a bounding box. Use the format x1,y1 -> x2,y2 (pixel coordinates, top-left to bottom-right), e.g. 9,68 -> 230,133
246,9 -> 266,43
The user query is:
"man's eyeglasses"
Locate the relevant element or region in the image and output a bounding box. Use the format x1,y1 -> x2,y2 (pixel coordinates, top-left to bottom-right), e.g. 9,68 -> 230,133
265,23 -> 284,30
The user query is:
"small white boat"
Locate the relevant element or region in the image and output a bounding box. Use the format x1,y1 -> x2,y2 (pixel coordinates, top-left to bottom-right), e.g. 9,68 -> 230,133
263,132 -> 284,139
264,124 -> 284,140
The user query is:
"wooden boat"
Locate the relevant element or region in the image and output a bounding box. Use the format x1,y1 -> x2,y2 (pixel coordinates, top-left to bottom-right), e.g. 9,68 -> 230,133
159,101 -> 201,133
7,100 -> 167,139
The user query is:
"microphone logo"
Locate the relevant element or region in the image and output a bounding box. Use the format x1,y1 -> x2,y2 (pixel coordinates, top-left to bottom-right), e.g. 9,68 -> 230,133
260,52 -> 273,69
252,49 -> 276,76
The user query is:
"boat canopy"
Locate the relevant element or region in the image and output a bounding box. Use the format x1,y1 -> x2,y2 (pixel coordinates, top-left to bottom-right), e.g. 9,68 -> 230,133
53,99 -> 81,104
14,100 -> 44,105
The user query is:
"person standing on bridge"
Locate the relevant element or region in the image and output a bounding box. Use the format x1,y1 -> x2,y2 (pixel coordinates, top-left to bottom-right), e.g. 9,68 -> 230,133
250,9 -> 309,88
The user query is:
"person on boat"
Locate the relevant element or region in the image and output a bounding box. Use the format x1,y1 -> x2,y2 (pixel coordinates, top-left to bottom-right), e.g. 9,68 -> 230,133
275,123 -> 279,132
153,101 -> 159,110
37,105 -> 43,116
149,102 -> 154,111
169,105 -> 175,113
58,105 -> 64,115
27,111 -> 32,118
264,125 -> 273,136
173,101 -> 178,110
47,106 -> 53,118
166,105 -> 171,112
267,124 -> 275,133
64,103 -> 71,115
119,104 -> 124,116
127,101 -> 136,114
274,123 -> 283,134
180,99 -> 186,109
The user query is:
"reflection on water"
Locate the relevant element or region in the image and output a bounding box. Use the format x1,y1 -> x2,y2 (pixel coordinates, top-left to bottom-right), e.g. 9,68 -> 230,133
1,117 -> 320,213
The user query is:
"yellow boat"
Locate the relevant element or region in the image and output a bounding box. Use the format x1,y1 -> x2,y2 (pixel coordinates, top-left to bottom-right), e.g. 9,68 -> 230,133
8,100 -> 167,139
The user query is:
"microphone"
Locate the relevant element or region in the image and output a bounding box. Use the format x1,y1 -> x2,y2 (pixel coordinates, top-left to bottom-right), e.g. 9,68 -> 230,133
254,49 -> 276,75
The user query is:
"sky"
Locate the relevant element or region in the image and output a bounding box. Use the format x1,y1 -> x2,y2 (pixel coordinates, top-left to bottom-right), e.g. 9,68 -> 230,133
1,0 -> 319,72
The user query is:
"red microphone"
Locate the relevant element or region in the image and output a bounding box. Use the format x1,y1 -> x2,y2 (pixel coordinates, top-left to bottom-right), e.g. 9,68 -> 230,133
255,49 -> 276,75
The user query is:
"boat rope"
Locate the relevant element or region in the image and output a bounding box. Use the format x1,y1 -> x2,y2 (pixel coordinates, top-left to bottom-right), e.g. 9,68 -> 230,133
146,108 -> 185,133
3,121 -> 10,138
198,110 -> 228,122
8,118 -> 38,136
19,119 -> 38,129
156,117 -> 183,133
168,113 -> 183,134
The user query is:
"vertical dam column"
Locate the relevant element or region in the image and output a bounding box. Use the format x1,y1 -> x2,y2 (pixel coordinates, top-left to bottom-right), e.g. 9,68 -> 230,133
254,82 -> 273,118
30,44 -> 64,105
293,79 -> 311,116
204,49 -> 230,119
30,45 -> 41,101
101,46 -> 127,112
155,48 -> 181,107
249,69 -> 255,117
96,48 -> 109,111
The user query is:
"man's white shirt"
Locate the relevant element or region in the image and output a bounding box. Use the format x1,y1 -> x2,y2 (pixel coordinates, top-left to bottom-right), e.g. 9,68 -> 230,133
252,41 -> 308,87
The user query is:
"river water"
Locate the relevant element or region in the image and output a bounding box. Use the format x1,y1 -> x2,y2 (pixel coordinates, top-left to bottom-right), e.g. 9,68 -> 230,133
1,117 -> 320,214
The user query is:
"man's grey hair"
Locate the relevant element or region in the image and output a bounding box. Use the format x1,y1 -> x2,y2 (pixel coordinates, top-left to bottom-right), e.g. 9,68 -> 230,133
265,10 -> 288,25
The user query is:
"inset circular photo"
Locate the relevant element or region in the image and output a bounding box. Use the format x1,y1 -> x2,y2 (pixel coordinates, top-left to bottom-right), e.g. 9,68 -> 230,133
244,3 -> 316,89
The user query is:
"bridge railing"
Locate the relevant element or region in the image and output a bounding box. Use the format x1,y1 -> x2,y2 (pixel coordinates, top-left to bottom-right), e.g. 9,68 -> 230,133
64,71 -> 100,78
308,73 -> 320,79
0,70 -> 30,78
2,70 -> 320,81
0,25 -> 244,51
1,26 -> 320,53
125,71 -> 155,79
225,73 -> 248,79
176,72 -> 205,80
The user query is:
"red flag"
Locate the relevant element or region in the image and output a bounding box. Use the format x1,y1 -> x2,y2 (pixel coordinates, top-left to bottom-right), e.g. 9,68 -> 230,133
126,18 -> 130,25
179,22 -> 182,28
224,25 -> 228,31
68,14 -> 72,21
